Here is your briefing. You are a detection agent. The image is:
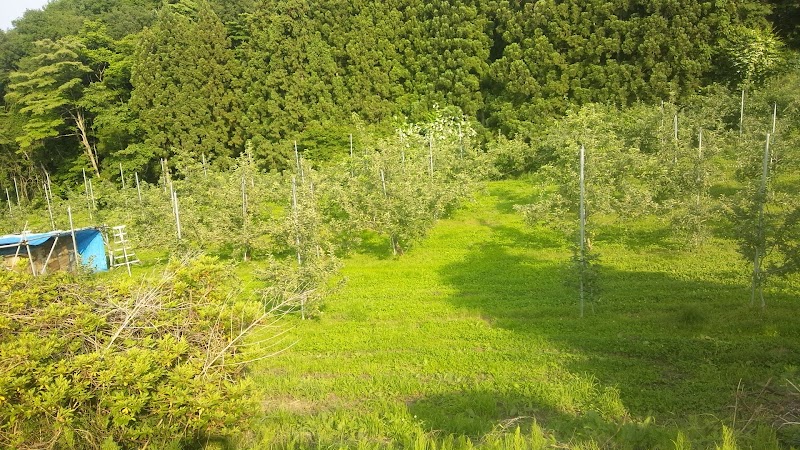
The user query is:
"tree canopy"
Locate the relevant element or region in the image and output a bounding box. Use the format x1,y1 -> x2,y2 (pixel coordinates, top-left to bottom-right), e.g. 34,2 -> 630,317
0,0 -> 792,186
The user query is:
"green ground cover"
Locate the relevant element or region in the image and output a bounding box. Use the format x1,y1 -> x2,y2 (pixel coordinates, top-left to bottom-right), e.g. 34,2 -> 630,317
244,179 -> 800,449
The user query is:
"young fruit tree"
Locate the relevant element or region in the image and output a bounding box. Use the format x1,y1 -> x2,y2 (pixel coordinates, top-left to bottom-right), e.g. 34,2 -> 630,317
334,114 -> 483,255
516,105 -> 661,315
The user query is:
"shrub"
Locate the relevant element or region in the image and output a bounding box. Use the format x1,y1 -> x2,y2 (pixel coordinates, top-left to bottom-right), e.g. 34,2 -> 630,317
0,254 -> 285,449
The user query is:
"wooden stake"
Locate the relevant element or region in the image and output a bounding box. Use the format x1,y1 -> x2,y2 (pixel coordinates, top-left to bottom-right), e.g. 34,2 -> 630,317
119,163 -> 125,189
5,188 -> 11,213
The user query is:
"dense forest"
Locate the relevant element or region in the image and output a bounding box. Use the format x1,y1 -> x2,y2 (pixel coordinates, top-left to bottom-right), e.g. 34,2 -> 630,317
0,0 -> 798,189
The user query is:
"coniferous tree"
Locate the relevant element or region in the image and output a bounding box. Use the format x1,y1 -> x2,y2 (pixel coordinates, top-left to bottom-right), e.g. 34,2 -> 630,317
5,36 -> 99,175
130,0 -> 243,171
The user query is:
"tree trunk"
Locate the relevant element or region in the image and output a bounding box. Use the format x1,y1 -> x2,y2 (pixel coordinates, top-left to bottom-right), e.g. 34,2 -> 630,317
73,109 -> 100,177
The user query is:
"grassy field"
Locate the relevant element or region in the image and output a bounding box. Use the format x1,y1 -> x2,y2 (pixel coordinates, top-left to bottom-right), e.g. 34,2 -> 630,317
244,179 -> 800,449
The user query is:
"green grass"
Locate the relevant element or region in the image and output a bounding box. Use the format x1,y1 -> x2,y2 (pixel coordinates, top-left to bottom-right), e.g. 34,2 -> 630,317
243,179 -> 800,449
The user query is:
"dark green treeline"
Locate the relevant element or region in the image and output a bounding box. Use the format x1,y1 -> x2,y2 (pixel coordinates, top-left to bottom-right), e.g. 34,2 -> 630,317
0,0 -> 794,186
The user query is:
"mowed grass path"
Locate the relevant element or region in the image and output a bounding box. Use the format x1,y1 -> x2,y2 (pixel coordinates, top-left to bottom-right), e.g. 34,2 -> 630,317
248,179 -> 800,449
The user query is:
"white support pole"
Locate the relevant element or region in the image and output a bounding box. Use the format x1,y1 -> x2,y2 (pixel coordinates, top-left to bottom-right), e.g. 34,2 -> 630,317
673,114 -> 678,141
42,236 -> 60,275
161,158 -> 167,193
44,171 -> 53,201
13,177 -> 20,206
291,175 -> 304,319
68,206 -> 81,271
291,176 -> 302,266
698,129 -> 703,159
88,178 -> 96,213
119,163 -> 126,189
135,172 -> 142,203
380,169 -> 387,198
241,176 -> 247,220
23,231 -> 36,277
428,134 -> 434,177
294,141 -> 305,184
752,133 -> 771,309
6,188 -> 11,213
458,122 -> 464,159
202,153 -> 208,177
772,102 -> 777,134
739,89 -> 745,135
579,144 -> 586,318
172,189 -> 182,241
349,134 -> 354,177
44,183 -> 55,229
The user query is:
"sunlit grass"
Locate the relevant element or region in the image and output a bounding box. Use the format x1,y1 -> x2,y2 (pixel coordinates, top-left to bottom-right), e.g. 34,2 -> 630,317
243,178 -> 800,449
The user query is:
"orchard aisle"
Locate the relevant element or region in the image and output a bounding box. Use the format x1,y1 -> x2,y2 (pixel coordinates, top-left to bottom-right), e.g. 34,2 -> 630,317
247,179 -> 800,449
248,180 -> 622,448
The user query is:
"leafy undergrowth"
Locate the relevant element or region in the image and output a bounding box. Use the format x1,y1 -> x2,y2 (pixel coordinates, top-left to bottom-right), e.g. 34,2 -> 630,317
244,179 -> 800,449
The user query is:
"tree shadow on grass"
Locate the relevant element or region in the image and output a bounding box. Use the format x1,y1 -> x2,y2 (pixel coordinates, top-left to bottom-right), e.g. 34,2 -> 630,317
488,184 -> 540,215
433,220 -> 800,438
349,230 -> 395,260
407,389 -> 673,447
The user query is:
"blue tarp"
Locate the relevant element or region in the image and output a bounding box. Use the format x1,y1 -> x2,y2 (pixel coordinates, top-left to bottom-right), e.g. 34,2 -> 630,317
0,228 -> 108,272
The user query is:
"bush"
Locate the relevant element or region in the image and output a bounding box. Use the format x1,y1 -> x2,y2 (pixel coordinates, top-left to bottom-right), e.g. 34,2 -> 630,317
0,255 -> 284,449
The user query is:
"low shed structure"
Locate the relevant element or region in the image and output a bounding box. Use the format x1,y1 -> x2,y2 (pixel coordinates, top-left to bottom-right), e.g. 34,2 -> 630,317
0,227 -> 109,275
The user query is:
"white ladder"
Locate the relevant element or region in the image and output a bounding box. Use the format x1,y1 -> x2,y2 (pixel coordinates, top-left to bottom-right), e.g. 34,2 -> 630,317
110,225 -> 139,275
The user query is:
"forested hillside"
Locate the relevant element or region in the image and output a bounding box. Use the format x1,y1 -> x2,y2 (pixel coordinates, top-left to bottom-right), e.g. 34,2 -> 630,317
4,1 -> 800,448
0,0 -> 797,188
